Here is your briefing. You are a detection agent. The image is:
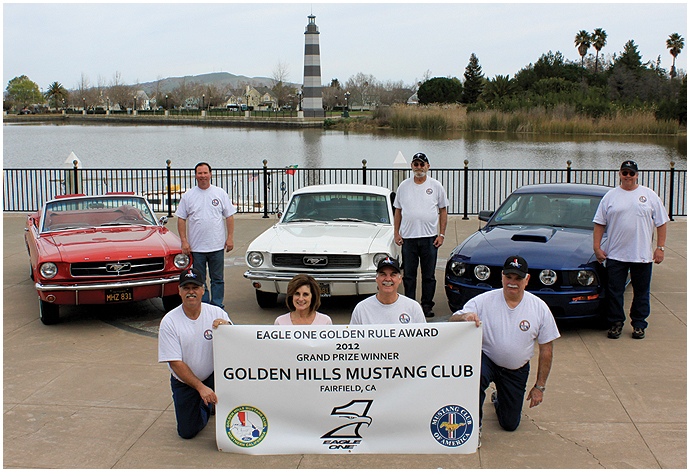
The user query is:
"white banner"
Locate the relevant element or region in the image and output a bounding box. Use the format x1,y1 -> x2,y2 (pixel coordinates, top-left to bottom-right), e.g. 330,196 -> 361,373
213,323 -> 481,454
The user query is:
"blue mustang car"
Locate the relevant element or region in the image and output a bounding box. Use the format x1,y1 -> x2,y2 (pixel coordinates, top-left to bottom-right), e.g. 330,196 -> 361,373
445,183 -> 612,321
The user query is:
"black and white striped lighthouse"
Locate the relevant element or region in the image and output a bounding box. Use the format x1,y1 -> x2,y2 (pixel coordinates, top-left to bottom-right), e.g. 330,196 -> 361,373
302,14 -> 324,118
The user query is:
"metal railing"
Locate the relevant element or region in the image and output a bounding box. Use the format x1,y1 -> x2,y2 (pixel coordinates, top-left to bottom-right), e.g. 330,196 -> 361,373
4,160 -> 685,220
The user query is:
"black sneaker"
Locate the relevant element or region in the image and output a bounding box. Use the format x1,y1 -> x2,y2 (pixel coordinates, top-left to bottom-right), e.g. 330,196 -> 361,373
632,327 -> 645,339
422,306 -> 435,318
608,322 -> 624,339
491,389 -> 497,405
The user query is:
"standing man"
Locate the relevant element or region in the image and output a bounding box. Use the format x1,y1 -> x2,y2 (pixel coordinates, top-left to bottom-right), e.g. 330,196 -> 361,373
593,160 -> 669,340
450,256 -> 560,436
350,257 -> 426,325
176,162 -> 237,309
393,152 -> 449,318
158,268 -> 233,439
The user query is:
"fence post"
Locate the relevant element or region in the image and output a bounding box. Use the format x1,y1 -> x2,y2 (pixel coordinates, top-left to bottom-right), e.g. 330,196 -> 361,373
362,159 -> 367,185
166,159 -> 173,217
668,161 -> 675,221
566,160 -> 572,183
462,159 -> 469,220
262,159 -> 269,218
73,160 -> 80,194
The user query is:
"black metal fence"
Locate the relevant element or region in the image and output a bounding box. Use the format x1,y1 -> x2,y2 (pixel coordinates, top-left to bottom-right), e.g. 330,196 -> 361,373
4,161 -> 686,220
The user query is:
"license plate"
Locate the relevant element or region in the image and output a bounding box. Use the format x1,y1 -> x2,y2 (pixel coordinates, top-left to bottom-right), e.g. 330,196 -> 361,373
105,288 -> 133,303
319,283 -> 331,297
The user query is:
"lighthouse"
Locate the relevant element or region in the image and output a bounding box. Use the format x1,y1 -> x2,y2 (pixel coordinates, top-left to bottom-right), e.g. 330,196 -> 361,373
302,14 -> 324,118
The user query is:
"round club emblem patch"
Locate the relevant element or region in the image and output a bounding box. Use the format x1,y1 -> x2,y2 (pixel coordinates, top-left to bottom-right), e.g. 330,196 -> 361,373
212,198 -> 220,206
226,405 -> 268,448
399,313 -> 411,323
519,320 -> 531,331
430,405 -> 473,447
204,329 -> 213,340
426,188 -> 433,195
639,196 -> 647,203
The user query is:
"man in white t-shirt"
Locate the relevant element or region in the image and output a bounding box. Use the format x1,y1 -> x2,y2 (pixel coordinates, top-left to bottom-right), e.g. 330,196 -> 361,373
175,162 -> 237,309
450,256 -> 560,438
350,257 -> 426,325
158,267 -> 232,439
593,160 -> 669,340
393,152 -> 449,318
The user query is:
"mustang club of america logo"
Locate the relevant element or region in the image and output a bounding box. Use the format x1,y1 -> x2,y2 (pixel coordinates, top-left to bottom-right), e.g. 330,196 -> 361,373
426,188 -> 433,195
225,406 -> 268,448
212,198 -> 220,206
399,313 -> 411,323
430,405 -> 473,447
519,320 -> 531,331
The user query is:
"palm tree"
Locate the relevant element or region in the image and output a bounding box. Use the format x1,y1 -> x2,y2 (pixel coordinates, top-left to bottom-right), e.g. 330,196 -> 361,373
574,30 -> 592,78
666,33 -> 685,78
44,82 -> 68,111
592,28 -> 608,75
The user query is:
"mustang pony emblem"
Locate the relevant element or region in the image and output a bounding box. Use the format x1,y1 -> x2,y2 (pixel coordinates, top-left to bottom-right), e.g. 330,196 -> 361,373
106,262 -> 131,273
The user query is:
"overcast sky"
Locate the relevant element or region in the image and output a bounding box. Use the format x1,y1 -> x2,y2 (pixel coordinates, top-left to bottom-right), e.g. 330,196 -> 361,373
3,2 -> 687,91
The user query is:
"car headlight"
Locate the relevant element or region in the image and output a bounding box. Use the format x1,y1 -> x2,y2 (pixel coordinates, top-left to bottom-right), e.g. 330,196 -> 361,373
576,270 -> 596,286
247,252 -> 264,268
449,261 -> 466,276
39,262 -> 58,279
474,265 -> 490,281
539,269 -> 557,286
373,253 -> 390,266
173,253 -> 190,269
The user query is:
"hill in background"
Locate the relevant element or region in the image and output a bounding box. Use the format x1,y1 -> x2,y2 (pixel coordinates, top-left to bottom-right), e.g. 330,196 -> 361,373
137,72 -> 300,94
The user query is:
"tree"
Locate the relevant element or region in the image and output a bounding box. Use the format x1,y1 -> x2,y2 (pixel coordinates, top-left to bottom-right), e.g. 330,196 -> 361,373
666,33 -> 685,78
616,40 -> 643,71
574,30 -> 592,77
329,78 -> 341,89
592,28 -> 608,75
44,82 -> 68,111
271,61 -> 293,107
462,53 -> 485,104
480,75 -> 518,103
345,73 -> 378,107
6,75 -> 43,109
417,77 -> 463,104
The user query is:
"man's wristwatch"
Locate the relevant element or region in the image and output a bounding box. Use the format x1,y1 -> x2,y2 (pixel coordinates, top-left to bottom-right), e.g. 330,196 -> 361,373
656,246 -> 665,251
533,384 -> 546,392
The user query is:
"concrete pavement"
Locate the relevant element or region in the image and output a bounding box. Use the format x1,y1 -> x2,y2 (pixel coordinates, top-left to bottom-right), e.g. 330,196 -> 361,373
3,213 -> 686,468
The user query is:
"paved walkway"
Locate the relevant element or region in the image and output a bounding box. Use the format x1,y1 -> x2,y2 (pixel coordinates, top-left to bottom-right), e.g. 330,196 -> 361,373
3,213 -> 686,468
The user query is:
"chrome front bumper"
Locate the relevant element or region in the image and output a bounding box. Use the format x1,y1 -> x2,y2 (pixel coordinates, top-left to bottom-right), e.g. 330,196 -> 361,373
36,275 -> 180,292
244,270 -> 377,295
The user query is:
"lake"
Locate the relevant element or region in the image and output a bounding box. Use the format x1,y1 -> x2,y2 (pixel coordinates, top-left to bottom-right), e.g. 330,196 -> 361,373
3,122 -> 686,170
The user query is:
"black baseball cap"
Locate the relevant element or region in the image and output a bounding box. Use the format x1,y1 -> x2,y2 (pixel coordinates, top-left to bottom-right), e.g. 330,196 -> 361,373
179,267 -> 205,287
620,160 -> 638,172
502,255 -> 528,278
411,152 -> 429,164
377,257 -> 401,274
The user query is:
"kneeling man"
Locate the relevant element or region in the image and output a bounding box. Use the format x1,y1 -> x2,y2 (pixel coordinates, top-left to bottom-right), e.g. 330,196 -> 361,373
450,256 -> 559,432
158,267 -> 232,439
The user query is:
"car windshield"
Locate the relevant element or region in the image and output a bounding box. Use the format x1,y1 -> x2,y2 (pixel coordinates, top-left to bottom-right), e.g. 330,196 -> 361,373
488,193 -> 603,230
41,196 -> 157,232
282,192 -> 390,224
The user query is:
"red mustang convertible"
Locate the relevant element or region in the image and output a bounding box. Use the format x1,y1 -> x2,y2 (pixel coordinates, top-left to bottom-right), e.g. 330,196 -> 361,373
25,193 -> 190,324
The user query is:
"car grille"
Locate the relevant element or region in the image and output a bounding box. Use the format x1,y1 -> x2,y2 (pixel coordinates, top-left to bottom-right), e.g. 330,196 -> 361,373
272,254 -> 362,269
70,257 -> 166,277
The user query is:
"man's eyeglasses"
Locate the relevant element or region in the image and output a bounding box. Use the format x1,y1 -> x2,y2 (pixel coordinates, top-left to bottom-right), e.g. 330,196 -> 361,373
621,170 -> 637,177
412,161 -> 426,167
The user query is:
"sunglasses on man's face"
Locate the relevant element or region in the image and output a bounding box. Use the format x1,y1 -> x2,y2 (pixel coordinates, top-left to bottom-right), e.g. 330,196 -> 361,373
412,161 -> 426,167
621,170 -> 637,177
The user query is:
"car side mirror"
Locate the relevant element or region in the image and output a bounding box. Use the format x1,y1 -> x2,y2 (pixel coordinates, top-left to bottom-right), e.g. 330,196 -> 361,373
478,210 -> 493,222
158,216 -> 169,226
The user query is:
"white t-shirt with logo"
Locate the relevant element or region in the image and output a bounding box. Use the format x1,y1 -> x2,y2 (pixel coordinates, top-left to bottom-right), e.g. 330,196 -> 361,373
158,303 -> 231,381
593,185 -> 669,263
394,176 -> 449,239
455,289 -> 560,370
175,185 -> 237,253
350,294 -> 426,325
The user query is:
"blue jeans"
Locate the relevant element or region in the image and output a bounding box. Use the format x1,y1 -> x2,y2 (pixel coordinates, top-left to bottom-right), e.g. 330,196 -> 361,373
606,259 -> 653,329
479,353 -> 530,432
192,250 -> 225,309
401,236 -> 438,308
170,373 -> 214,439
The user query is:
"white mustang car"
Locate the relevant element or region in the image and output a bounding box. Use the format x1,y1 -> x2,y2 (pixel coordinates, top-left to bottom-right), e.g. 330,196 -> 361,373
244,184 -> 400,307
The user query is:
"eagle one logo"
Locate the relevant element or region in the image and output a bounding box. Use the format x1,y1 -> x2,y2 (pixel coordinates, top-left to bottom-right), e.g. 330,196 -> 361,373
426,188 -> 433,195
226,406 -> 268,448
212,198 -> 220,206
430,405 -> 473,447
519,320 -> 531,331
399,313 -> 411,323
639,196 -> 647,203
321,400 -> 373,451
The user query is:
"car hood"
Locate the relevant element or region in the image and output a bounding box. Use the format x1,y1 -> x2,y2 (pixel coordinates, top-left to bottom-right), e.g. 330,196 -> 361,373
249,222 -> 394,254
455,225 -> 596,268
44,226 -> 180,262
